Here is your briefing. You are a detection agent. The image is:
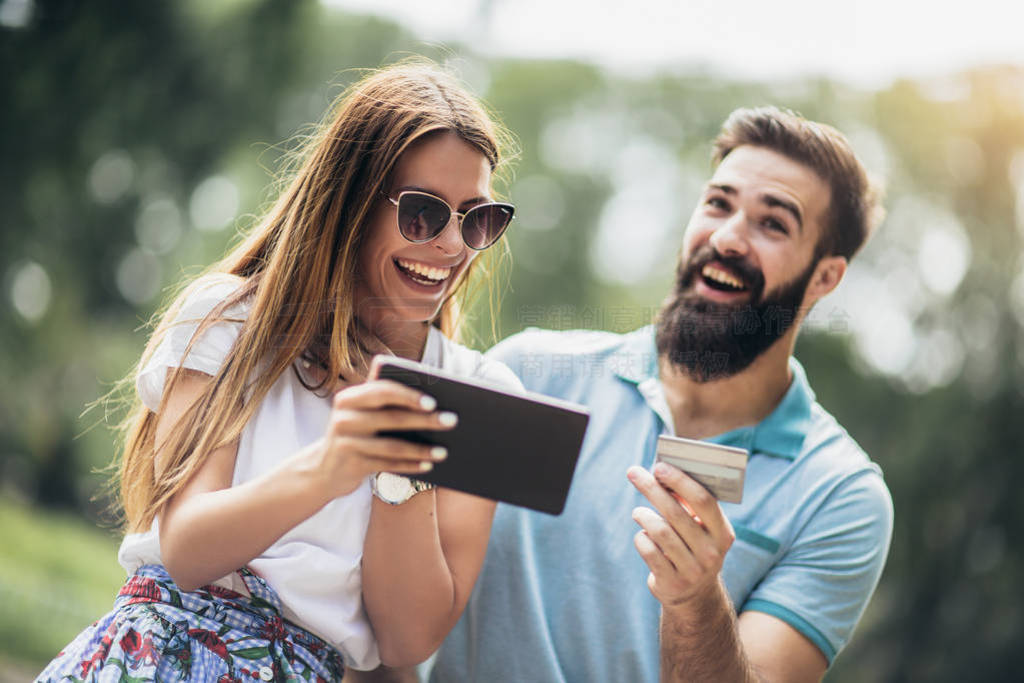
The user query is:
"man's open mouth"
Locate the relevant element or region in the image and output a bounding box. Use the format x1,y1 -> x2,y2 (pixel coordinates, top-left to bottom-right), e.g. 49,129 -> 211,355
395,258 -> 453,287
700,264 -> 748,293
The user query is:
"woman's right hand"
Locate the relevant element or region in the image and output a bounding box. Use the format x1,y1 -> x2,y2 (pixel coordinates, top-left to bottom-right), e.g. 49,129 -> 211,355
158,375 -> 454,592
312,379 -> 456,499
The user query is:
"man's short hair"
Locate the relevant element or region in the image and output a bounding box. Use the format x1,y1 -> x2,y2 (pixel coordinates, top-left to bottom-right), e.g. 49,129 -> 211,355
712,106 -> 884,261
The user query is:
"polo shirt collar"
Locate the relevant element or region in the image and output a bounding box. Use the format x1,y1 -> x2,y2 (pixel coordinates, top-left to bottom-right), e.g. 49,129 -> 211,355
612,326 -> 814,461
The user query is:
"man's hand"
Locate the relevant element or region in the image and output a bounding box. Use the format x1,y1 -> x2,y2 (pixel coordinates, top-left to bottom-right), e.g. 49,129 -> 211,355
627,462 -> 735,606
627,463 -> 827,682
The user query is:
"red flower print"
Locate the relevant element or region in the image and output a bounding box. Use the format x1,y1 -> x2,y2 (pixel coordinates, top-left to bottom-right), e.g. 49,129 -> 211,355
80,622 -> 117,677
258,616 -> 287,642
187,628 -> 230,661
206,583 -> 243,600
124,631 -> 160,667
120,629 -> 141,655
120,575 -> 163,605
79,647 -> 106,678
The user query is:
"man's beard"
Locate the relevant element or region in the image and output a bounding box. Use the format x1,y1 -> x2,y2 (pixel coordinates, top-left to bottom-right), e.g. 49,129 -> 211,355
655,245 -> 815,383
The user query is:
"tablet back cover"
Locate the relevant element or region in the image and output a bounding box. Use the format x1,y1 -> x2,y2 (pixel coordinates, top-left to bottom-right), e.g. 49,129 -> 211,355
376,359 -> 589,515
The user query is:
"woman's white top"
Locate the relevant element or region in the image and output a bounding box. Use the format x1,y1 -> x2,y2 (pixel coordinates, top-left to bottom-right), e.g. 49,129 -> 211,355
116,276 -> 522,670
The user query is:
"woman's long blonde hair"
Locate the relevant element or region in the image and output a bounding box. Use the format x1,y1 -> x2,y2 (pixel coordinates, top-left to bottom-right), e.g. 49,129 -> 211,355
116,61 -> 515,532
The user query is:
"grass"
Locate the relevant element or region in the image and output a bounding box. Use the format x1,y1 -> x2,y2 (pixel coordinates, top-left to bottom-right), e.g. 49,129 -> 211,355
0,495 -> 124,671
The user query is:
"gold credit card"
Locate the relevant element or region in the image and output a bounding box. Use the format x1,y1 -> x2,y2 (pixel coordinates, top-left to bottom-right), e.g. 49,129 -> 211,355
655,435 -> 748,504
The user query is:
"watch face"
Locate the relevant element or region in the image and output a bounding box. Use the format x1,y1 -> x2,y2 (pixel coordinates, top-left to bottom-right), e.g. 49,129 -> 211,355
375,472 -> 414,503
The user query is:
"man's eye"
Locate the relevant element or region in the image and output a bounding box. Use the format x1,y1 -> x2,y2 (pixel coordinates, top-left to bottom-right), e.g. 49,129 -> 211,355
706,197 -> 729,210
764,218 -> 788,233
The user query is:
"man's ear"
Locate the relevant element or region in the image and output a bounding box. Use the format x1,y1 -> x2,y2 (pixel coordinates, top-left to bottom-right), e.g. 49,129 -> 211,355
804,255 -> 847,305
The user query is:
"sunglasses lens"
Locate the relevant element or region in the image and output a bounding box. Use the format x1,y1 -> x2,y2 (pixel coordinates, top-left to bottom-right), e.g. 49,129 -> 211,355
462,204 -> 515,250
397,193 -> 450,242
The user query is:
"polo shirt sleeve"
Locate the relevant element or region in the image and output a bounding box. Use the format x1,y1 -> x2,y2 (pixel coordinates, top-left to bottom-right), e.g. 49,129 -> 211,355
474,356 -> 526,393
136,277 -> 245,412
485,327 -> 569,391
741,468 -> 894,664
484,330 -> 530,373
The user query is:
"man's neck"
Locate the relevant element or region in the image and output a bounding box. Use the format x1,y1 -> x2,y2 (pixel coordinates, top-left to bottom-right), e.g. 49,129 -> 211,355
658,338 -> 794,440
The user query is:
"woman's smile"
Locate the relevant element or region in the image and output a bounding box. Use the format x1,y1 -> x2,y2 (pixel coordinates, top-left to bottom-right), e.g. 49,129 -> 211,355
355,131 -> 491,339
394,257 -> 456,288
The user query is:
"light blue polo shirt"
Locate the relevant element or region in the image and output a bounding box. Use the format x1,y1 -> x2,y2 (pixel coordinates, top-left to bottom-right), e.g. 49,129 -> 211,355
429,326 -> 893,683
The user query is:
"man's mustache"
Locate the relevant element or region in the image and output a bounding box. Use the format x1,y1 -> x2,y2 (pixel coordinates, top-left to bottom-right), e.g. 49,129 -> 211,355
677,245 -> 766,297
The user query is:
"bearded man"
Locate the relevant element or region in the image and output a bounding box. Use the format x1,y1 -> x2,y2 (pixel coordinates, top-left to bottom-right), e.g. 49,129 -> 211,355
358,106 -> 893,683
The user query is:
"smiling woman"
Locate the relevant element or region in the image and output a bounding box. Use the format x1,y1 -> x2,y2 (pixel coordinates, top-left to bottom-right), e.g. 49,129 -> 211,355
355,131 -> 514,355
36,61 -> 521,681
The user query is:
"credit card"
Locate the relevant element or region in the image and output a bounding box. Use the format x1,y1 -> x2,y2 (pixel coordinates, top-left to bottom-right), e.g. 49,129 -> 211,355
655,435 -> 748,504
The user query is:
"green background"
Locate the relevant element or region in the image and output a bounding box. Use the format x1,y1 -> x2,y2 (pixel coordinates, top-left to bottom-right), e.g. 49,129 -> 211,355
2,1 -> 1022,680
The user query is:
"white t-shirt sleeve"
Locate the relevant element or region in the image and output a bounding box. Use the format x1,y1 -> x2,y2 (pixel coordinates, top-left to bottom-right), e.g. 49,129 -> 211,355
136,278 -> 246,412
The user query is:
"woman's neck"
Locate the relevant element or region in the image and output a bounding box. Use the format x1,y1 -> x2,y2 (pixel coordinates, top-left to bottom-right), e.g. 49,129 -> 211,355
302,320 -> 431,388
381,321 -> 430,360
361,318 -> 431,362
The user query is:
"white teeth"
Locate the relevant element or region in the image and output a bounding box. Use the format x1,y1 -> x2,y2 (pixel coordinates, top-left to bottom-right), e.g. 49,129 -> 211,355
701,264 -> 745,290
397,258 -> 452,282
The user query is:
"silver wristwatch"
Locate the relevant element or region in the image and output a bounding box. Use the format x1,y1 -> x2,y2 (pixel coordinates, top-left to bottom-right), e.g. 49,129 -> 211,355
371,472 -> 435,505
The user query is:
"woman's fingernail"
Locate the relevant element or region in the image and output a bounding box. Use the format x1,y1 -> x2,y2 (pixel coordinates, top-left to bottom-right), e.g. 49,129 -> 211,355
420,395 -> 437,411
420,461 -> 434,472
431,446 -> 448,461
439,412 -> 458,427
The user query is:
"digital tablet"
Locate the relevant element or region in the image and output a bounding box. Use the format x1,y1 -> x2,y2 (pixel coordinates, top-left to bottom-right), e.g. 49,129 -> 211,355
370,355 -> 590,515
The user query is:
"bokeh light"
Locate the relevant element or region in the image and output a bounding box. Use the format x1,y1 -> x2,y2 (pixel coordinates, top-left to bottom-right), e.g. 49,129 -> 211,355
8,260 -> 52,323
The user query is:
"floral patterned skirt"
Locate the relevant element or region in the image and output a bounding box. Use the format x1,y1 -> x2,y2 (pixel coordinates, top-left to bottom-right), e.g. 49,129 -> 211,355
36,564 -> 345,682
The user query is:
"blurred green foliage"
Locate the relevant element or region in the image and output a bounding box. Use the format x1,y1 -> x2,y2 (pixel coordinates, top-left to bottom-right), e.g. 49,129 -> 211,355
0,496 -> 122,666
2,0 -> 1022,680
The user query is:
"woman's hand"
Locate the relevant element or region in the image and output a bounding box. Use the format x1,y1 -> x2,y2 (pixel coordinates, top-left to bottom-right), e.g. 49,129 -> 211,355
159,373 -> 453,592
311,379 -> 456,500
